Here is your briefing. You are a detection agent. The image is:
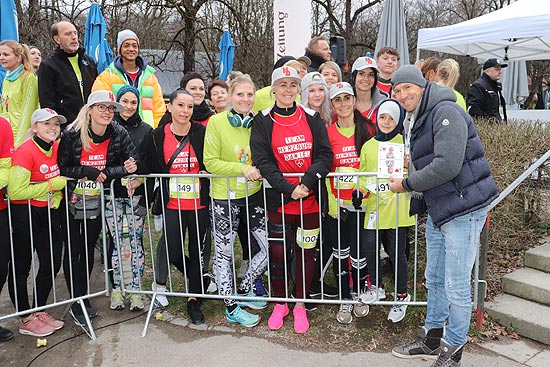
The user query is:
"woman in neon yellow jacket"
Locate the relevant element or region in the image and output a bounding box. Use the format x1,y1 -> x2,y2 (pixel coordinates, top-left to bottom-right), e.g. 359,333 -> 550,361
204,75 -> 268,328
0,40 -> 39,147
8,108 -> 67,337
92,29 -> 165,127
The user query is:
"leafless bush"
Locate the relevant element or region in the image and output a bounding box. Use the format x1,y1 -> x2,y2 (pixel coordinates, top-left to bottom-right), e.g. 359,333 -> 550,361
477,119 -> 550,294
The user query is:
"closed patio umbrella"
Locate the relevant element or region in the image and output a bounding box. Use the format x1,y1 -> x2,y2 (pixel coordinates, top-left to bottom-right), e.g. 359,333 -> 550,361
375,0 -> 410,66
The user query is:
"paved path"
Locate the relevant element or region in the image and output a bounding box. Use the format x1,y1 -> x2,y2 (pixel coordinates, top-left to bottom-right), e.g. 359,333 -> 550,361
1,302 -> 545,367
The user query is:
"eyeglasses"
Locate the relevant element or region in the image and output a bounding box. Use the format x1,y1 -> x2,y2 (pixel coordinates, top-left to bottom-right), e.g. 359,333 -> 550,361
95,104 -> 116,113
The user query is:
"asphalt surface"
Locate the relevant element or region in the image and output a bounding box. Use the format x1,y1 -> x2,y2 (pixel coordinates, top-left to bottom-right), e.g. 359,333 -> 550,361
0,295 -> 534,367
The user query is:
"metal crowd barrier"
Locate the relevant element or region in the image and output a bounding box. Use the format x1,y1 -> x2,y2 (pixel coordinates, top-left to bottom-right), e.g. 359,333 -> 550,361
105,172 -> 429,337
0,182 -> 110,340
2,171 -> 494,340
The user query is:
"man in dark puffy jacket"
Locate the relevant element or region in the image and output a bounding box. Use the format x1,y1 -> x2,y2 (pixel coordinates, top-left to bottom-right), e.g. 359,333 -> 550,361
388,65 -> 499,367
466,58 -> 508,122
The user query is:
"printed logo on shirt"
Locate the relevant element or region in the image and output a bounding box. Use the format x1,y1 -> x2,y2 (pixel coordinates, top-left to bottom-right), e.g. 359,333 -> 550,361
40,164 -> 49,174
277,134 -> 312,162
442,119 -> 450,126
44,164 -> 60,179
335,145 -> 359,166
80,141 -> 110,170
172,151 -> 198,172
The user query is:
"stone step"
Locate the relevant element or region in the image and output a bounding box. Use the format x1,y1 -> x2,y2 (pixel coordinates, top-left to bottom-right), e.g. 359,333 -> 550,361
502,267 -> 550,306
525,242 -> 550,273
486,294 -> 550,345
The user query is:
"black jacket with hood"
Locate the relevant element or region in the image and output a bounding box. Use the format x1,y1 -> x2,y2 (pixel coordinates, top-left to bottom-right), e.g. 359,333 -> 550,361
250,104 -> 333,213
58,121 -> 138,197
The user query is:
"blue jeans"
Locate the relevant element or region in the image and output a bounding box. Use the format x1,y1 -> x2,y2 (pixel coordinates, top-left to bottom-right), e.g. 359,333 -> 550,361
424,207 -> 488,347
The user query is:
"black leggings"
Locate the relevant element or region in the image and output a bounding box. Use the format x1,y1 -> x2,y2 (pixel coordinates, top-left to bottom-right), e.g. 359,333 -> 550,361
64,214 -> 103,298
0,209 -> 11,295
364,227 -> 409,295
9,204 -> 63,312
326,210 -> 366,298
158,208 -> 208,294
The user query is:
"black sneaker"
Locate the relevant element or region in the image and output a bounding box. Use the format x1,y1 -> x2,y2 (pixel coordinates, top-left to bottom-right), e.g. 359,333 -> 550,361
70,304 -> 88,326
84,299 -> 97,318
309,282 -> 339,298
431,339 -> 463,367
392,327 -> 442,359
305,302 -> 317,312
0,326 -> 14,342
187,299 -> 204,325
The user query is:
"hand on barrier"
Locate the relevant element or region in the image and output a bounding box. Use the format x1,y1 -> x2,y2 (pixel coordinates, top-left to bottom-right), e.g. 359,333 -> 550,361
243,166 -> 262,181
351,189 -> 364,210
291,184 -> 309,200
96,172 -> 107,183
49,176 -> 67,191
124,157 -> 137,174
126,178 -> 142,197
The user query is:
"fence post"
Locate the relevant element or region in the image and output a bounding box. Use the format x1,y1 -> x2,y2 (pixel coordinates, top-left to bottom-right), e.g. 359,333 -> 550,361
476,213 -> 491,331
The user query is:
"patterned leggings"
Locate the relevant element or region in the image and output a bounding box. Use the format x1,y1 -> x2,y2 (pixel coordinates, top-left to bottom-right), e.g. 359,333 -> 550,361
105,196 -> 145,290
212,198 -> 267,307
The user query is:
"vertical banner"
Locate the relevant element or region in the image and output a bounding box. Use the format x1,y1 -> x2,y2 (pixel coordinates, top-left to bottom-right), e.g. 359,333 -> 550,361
0,0 -> 19,93
273,0 -> 311,62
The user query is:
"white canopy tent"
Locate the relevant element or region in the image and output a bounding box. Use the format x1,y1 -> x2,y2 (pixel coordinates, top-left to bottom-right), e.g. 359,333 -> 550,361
416,0 -> 550,61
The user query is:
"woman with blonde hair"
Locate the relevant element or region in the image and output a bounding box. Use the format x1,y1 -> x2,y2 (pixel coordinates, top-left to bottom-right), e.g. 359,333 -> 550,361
301,72 -> 333,126
58,90 -> 138,326
319,61 -> 342,89
0,40 -> 39,147
8,109 -> 67,337
420,56 -> 441,83
437,58 -> 467,111
251,66 -> 333,334
204,75 -> 268,327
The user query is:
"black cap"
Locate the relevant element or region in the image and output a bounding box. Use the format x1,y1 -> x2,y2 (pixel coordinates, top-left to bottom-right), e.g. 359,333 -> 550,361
273,55 -> 296,70
483,58 -> 508,70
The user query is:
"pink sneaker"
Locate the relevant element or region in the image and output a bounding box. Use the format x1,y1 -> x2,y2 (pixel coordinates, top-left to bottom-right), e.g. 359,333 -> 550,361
293,306 -> 309,334
36,312 -> 64,330
19,314 -> 55,337
268,303 -> 289,330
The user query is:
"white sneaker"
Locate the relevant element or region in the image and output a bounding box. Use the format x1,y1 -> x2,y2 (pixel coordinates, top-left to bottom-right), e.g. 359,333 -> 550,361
153,283 -> 169,307
352,295 -> 370,318
359,286 -> 386,304
110,288 -> 125,310
388,293 -> 411,323
336,302 -> 353,324
129,293 -> 145,311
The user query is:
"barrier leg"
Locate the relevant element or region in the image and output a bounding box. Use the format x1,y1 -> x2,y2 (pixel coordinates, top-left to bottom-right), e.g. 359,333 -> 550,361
76,299 -> 97,340
141,294 -> 157,337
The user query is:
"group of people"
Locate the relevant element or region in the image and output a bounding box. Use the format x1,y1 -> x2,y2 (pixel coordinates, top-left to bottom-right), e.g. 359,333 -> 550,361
0,20 -> 500,367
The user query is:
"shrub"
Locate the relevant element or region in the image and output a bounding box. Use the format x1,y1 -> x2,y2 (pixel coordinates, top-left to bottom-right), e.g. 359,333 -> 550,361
477,119 -> 550,295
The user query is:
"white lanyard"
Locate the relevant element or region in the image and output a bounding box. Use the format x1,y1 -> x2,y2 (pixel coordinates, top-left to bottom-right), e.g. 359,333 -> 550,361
404,112 -> 415,156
